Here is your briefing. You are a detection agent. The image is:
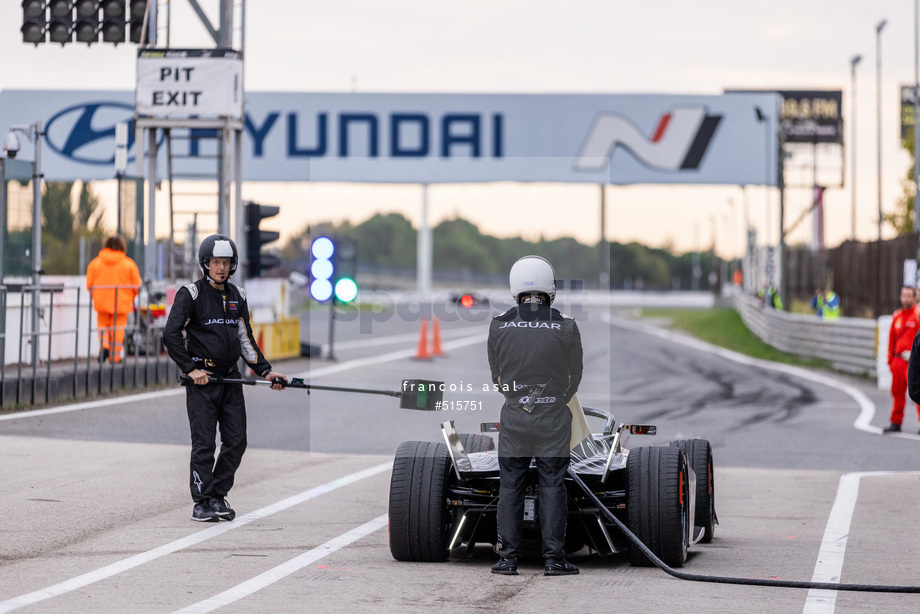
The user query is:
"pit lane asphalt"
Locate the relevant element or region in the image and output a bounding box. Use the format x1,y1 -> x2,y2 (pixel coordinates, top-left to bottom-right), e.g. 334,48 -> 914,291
1,299 -> 918,613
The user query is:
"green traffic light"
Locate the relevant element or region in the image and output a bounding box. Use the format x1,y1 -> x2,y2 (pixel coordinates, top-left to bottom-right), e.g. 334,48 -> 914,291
334,278 -> 358,303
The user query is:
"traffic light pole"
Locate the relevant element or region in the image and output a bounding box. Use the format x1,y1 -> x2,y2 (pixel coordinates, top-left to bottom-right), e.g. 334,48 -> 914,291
327,299 -> 338,361
145,126 -> 156,280
5,122 -> 44,377
417,184 -> 432,295
235,130 -> 245,285
309,235 -> 358,360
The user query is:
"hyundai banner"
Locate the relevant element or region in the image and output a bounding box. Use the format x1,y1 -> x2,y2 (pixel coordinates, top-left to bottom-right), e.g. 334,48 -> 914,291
0,89 -> 779,185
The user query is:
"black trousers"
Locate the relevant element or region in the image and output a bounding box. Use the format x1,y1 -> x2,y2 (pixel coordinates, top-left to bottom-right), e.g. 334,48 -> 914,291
496,455 -> 569,560
185,370 -> 247,503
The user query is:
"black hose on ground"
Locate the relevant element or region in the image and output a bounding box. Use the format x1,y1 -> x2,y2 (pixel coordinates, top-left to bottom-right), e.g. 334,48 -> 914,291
566,468 -> 920,593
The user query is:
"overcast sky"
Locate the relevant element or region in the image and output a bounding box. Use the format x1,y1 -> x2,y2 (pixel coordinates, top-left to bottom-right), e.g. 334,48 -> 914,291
1,0 -> 918,257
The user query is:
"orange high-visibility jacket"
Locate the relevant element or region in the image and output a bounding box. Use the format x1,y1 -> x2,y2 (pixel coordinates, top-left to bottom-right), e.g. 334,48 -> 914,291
889,305 -> 920,362
86,248 -> 142,314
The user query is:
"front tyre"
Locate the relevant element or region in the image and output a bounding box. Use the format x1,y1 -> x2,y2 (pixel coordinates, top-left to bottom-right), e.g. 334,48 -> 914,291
388,441 -> 452,562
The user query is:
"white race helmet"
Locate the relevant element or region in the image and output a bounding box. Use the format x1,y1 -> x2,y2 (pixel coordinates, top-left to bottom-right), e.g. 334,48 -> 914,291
509,255 -> 556,304
198,234 -> 239,279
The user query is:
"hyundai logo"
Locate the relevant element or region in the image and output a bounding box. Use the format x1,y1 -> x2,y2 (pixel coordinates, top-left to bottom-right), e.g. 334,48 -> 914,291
575,107 -> 722,172
45,102 -> 136,166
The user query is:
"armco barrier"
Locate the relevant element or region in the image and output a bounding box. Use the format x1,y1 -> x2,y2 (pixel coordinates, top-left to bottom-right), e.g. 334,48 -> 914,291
733,293 -> 879,377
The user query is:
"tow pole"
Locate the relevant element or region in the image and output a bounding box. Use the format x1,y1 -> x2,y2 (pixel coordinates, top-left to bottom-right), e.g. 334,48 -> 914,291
178,375 -> 445,411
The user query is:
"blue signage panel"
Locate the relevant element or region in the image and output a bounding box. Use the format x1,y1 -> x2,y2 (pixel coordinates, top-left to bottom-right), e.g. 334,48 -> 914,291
0,89 -> 779,185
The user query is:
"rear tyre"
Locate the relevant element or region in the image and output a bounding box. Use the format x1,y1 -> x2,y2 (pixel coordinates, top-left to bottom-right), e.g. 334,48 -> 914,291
670,439 -> 716,543
626,445 -> 689,568
388,441 -> 453,562
458,433 -> 495,453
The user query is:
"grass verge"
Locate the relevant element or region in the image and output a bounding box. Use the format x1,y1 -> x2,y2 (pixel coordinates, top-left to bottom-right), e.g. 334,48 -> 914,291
637,307 -> 832,369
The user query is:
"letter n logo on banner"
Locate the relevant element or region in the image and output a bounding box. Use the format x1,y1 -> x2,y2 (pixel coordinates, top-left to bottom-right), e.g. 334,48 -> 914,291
574,106 -> 722,173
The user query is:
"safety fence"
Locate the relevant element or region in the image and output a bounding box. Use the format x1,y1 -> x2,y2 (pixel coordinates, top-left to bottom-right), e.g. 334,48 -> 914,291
733,292 -> 879,377
1,279 -> 885,407
0,281 -> 177,408
784,233 -> 919,319
0,277 -> 303,408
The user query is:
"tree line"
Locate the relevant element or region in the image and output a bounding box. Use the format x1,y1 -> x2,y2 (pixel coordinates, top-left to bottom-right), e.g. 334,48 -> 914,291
282,212 -> 722,291
12,183 -> 723,290
5,181 -> 107,277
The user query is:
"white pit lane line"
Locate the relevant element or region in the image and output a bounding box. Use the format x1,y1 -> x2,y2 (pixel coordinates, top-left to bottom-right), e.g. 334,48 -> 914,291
602,314 -> 920,611
0,329 -> 488,610
173,514 -> 388,614
803,472 -> 920,614
0,463 -> 391,614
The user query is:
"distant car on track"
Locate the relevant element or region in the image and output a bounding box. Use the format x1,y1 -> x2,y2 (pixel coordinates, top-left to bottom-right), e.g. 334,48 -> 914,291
447,292 -> 491,309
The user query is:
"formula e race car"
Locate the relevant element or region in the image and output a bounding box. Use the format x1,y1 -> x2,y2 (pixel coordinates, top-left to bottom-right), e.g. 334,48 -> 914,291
388,402 -> 717,567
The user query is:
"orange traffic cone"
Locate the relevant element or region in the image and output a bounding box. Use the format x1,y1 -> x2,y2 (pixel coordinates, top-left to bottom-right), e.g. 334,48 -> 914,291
431,317 -> 444,357
413,319 -> 431,360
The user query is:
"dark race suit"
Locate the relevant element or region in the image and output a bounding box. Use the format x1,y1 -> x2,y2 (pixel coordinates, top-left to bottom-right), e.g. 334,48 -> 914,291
163,277 -> 271,503
487,298 -> 583,560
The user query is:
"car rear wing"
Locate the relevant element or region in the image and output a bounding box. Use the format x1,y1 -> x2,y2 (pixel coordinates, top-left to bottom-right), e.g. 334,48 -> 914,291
441,420 -> 473,479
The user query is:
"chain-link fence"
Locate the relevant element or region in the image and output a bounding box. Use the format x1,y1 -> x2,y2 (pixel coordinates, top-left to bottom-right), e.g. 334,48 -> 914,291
784,233 -> 919,319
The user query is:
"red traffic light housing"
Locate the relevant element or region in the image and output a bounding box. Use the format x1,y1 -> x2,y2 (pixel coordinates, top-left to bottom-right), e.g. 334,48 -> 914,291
21,1 -> 149,46
74,0 -> 100,43
100,0 -> 125,43
47,0 -> 73,44
128,0 -> 147,43
21,0 -> 47,44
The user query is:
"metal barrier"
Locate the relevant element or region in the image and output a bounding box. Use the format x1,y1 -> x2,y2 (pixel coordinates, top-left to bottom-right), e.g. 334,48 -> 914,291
1,281 -> 882,406
85,283 -> 175,399
733,292 -> 878,376
0,282 -> 177,408
14,283 -> 66,405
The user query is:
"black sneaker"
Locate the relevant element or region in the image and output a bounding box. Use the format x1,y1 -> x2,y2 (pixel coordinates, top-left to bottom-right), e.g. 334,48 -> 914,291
544,559 -> 579,576
99,348 -> 109,363
882,423 -> 902,433
192,500 -> 219,522
491,557 -> 518,575
211,497 -> 236,521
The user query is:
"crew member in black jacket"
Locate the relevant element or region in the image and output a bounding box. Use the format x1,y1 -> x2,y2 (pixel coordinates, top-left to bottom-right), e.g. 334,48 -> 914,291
488,255 -> 583,576
164,234 -> 286,522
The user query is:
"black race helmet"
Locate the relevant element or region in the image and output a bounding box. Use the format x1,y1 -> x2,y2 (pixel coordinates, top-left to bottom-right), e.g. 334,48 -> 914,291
198,234 -> 238,280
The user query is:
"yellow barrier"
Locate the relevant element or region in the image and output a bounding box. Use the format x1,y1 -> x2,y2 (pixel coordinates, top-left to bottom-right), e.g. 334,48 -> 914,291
250,316 -> 301,361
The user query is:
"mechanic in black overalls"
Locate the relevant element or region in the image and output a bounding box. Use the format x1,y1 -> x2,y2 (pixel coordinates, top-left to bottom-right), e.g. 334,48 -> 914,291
488,255 -> 583,576
164,234 -> 287,522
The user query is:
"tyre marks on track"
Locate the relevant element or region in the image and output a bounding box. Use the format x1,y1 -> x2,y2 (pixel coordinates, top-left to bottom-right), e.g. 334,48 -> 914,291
600,312 -> 886,437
